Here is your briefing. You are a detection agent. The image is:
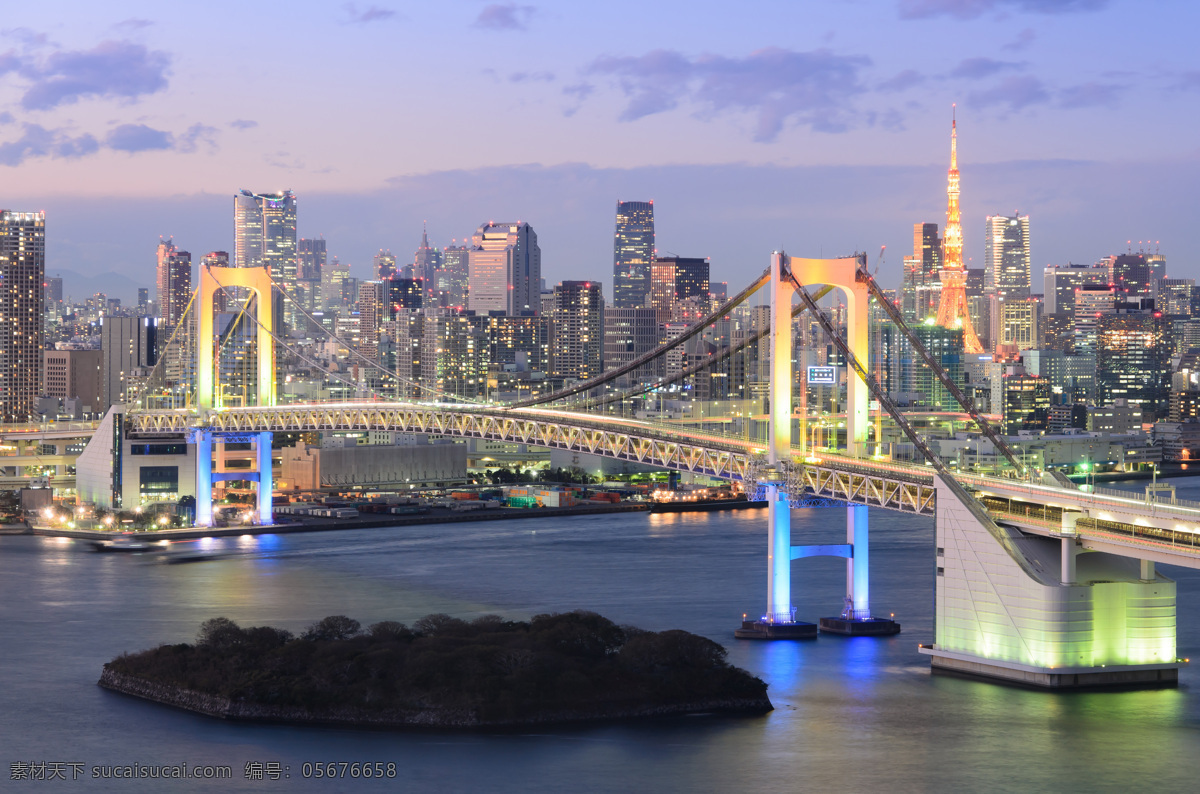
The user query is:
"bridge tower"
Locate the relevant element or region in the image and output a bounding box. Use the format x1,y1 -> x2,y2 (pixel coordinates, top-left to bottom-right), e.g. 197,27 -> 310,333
741,252 -> 895,638
193,265 -> 277,527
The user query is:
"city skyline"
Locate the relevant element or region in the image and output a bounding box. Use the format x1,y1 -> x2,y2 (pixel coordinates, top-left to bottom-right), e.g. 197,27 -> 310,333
0,2 -> 1196,293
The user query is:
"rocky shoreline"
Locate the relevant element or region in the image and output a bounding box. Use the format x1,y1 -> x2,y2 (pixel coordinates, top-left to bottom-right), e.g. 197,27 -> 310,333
98,667 -> 773,729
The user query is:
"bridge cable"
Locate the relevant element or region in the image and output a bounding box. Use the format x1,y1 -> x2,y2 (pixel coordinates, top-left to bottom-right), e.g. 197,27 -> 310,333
854,264 -> 1026,475
513,266 -> 773,408
133,288 -> 200,410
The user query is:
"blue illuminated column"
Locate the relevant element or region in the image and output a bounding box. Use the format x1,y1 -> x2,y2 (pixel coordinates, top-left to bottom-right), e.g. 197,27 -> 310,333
767,485 -> 792,622
256,431 -> 274,526
195,430 -> 213,527
847,504 -> 869,617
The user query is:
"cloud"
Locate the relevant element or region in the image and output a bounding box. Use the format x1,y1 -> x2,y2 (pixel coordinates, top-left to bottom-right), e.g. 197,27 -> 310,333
176,123 -> 219,153
509,70 -> 554,83
589,46 -> 870,141
343,3 -> 396,24
1058,81 -> 1124,108
229,119 -> 258,130
1171,71 -> 1200,92
950,57 -> 1024,80
0,111 -> 13,125
877,69 -> 924,92
114,19 -> 154,31
0,123 -> 98,166
0,39 -> 171,110
1003,27 -> 1037,50
966,75 -> 1050,111
898,0 -> 1108,20
474,4 -> 536,31
105,123 -> 172,152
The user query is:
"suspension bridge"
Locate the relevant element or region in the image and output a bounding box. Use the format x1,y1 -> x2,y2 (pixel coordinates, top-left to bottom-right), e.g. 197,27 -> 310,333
73,252 -> 1200,688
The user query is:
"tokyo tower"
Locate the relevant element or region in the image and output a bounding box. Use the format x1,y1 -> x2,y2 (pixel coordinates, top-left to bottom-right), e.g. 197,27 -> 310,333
934,108 -> 983,354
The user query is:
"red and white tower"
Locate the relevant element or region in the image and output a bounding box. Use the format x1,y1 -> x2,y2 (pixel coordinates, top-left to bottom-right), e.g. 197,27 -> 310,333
934,108 -> 983,354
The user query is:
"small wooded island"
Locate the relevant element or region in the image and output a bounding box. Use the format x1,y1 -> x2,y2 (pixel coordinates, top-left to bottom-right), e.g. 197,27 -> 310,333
99,611 -> 772,728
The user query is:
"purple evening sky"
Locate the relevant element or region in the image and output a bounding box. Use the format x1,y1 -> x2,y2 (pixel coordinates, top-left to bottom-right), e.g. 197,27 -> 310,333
1,0 -> 1197,301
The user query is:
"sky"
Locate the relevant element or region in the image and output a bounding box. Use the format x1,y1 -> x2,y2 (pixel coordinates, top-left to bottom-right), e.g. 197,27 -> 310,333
3,0 -> 1199,302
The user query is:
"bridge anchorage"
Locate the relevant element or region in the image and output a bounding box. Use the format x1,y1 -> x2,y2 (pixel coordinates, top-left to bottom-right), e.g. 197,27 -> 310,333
76,254 -> 1193,689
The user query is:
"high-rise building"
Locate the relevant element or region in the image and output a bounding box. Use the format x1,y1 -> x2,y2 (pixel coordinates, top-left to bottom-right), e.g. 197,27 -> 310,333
234,189 -> 297,325
0,211 -> 45,422
356,281 -> 385,361
990,295 -> 1042,354
933,115 -> 983,354
902,321 -> 964,409
984,213 -> 1031,300
1097,308 -> 1169,419
155,238 -> 192,332
101,315 -> 158,410
374,249 -> 397,281
902,223 -> 943,322
1101,253 -> 1159,299
650,256 -> 710,316
1073,283 -> 1117,356
549,281 -> 604,380
468,222 -> 541,316
297,238 -> 327,321
1001,372 -> 1049,435
1043,263 -> 1105,315
413,225 -> 443,304
44,347 -> 102,412
613,201 -> 655,309
603,307 -> 660,374
483,313 -> 550,372
136,287 -> 150,314
1157,278 -> 1195,316
439,244 -> 470,308
387,278 -> 424,316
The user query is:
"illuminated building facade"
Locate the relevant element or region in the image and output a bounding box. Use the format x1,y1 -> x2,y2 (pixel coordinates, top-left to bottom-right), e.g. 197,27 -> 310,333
549,281 -> 604,380
155,238 -> 192,333
902,222 -> 942,322
468,222 -> 540,316
984,213 -> 1031,300
1097,310 -> 1170,419
1001,372 -> 1049,435
612,201 -> 655,309
439,245 -> 470,308
387,278 -> 423,315
934,114 -> 983,353
234,189 -> 297,327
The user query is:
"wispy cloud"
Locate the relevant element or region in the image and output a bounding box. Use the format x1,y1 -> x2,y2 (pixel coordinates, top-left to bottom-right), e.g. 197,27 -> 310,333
589,47 -> 870,141
343,3 -> 396,24
1002,27 -> 1037,51
114,19 -> 154,31
877,69 -> 925,93
0,38 -> 170,110
0,123 -> 99,166
966,75 -> 1050,111
898,0 -> 1108,20
229,119 -> 258,130
950,57 -> 1024,80
474,4 -> 536,31
1058,81 -> 1125,108
105,123 -> 171,152
176,123 -> 219,153
509,70 -> 554,83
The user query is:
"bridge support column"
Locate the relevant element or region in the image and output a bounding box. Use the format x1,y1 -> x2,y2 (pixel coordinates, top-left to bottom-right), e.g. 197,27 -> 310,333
256,431 -> 274,526
195,430 -> 213,527
1061,537 -> 1076,584
1141,559 -> 1155,581
848,504 -> 869,616
766,484 -> 791,623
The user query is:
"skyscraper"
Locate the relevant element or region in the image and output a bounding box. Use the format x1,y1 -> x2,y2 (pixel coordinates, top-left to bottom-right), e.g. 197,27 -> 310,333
984,213 -> 1031,300
0,211 -> 44,422
413,224 -> 443,304
155,238 -> 192,332
468,222 -> 540,316
234,189 -> 297,325
902,223 -> 942,322
613,201 -> 655,309
374,249 -> 397,280
550,281 -> 604,380
933,112 -> 983,354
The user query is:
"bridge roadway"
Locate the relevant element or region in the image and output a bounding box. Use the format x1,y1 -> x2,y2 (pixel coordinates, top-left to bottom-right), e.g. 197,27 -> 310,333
128,401 -> 1200,567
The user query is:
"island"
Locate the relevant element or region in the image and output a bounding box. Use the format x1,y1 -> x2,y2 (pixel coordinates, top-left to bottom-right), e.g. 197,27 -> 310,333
99,611 -> 772,728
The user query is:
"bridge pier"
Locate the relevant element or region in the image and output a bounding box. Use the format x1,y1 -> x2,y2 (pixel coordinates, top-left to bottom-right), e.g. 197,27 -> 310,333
195,430 -> 213,527
921,476 -> 1181,688
256,431 -> 274,526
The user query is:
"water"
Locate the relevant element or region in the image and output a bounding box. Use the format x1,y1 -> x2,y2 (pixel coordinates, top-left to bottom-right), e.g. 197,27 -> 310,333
2,488 -> 1199,793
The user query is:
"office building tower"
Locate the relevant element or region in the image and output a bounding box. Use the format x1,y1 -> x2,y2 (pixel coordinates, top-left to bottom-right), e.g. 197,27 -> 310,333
650,255 -> 710,316
101,316 -> 158,410
1157,278 -> 1195,316
902,223 -> 943,323
413,225 -> 443,303
468,222 -> 540,316
990,295 -> 1042,354
155,238 -> 192,332
1001,372 -> 1049,435
297,237 -> 327,322
234,189 -> 297,324
1101,253 -> 1158,299
902,322 -> 964,409
1073,283 -> 1117,356
136,287 -> 150,313
933,117 -> 982,353
483,313 -> 550,372
43,348 -> 102,411
439,244 -> 470,308
356,281 -> 385,361
1043,263 -> 1105,314
374,250 -> 398,280
603,307 -> 660,374
613,201 -> 655,309
0,211 -> 45,422
549,281 -> 604,380
424,310 -> 490,400
984,213 -> 1031,300
321,260 -> 351,311
1097,308 -> 1170,419
387,278 -> 424,316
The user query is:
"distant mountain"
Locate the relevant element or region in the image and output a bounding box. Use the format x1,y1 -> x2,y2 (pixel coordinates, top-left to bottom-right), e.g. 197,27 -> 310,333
45,269 -> 148,308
